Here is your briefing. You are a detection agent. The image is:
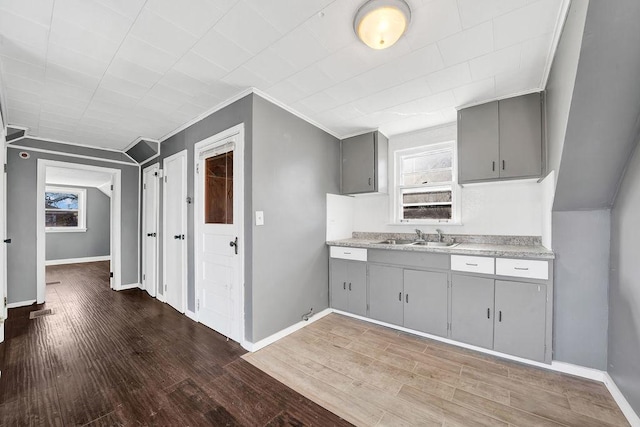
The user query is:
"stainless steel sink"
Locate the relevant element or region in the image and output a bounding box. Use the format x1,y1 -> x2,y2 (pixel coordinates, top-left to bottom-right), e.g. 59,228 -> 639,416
410,241 -> 459,247
376,239 -> 415,245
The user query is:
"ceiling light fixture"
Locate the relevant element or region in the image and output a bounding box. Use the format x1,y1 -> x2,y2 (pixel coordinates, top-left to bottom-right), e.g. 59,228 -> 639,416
354,0 -> 411,50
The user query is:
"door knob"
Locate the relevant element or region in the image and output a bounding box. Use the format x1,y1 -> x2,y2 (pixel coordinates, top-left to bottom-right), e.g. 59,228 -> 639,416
174,234 -> 184,240
229,237 -> 238,254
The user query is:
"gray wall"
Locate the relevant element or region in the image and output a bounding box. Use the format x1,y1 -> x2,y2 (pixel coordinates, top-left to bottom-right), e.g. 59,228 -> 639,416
251,95 -> 340,342
151,94 -> 253,324
609,138 -> 640,414
7,148 -> 139,303
45,186 -> 111,261
552,210 -> 610,369
545,0 -> 588,184
553,0 -> 640,210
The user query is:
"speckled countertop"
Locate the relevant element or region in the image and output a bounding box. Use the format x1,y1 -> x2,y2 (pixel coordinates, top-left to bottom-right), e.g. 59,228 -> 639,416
327,235 -> 555,260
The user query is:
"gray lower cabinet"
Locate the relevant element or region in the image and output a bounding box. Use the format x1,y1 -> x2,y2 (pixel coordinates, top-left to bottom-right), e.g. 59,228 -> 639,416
494,280 -> 547,362
369,265 -> 448,337
450,274 -> 495,349
330,259 -> 367,316
403,269 -> 448,337
368,264 -> 403,325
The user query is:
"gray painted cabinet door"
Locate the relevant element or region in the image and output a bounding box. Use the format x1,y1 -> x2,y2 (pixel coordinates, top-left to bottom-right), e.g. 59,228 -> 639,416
451,274 -> 495,349
494,280 -> 547,362
403,270 -> 448,337
330,259 -> 349,312
347,261 -> 367,317
457,101 -> 500,183
342,133 -> 375,194
498,93 -> 542,179
368,264 -> 403,325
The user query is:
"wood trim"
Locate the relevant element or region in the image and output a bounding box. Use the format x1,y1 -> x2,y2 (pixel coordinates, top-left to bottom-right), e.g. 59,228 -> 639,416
45,255 -> 111,266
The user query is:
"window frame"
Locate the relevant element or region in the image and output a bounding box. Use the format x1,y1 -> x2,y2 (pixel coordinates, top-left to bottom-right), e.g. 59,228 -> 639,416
45,186 -> 87,233
392,141 -> 461,225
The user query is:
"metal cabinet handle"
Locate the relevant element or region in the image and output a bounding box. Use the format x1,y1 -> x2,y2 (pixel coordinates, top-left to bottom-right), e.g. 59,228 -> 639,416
229,237 -> 238,254
502,160 -> 505,170
405,294 -> 409,303
487,308 -> 490,319
499,311 -> 502,322
368,177 -> 372,186
492,161 -> 495,172
343,282 -> 346,290
514,267 -> 529,271
349,282 -> 352,291
466,263 -> 478,266
398,292 -> 402,301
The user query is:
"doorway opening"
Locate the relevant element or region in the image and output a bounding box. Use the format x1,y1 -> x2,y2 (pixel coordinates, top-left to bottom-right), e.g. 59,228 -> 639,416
36,160 -> 122,303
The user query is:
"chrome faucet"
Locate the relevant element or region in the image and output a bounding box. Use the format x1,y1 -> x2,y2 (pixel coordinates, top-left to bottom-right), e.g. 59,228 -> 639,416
436,229 -> 444,242
415,229 -> 425,242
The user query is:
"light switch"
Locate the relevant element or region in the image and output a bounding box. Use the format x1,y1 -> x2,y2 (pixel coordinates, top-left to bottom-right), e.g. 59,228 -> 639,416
255,211 -> 264,226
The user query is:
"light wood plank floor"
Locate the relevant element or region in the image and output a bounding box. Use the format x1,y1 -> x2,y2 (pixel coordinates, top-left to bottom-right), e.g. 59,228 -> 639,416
243,314 -> 629,427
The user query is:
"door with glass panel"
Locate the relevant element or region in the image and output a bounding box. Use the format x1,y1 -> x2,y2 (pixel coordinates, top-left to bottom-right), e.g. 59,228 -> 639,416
195,127 -> 243,343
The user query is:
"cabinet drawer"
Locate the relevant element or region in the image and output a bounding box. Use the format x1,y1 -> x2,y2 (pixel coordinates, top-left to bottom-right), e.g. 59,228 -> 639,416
451,255 -> 494,274
330,246 -> 367,261
496,258 -> 548,280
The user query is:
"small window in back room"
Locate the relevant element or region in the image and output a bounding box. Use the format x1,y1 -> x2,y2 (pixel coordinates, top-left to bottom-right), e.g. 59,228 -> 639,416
45,186 -> 86,231
394,142 -> 458,223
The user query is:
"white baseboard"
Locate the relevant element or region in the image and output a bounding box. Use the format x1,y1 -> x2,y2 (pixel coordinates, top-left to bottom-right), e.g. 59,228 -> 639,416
603,373 -> 640,426
243,308 -> 332,352
118,283 -> 140,290
45,255 -> 110,266
7,299 -> 36,308
549,361 -> 605,382
185,309 -> 198,321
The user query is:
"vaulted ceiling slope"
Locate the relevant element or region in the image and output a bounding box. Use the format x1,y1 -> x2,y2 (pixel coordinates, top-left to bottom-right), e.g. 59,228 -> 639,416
0,0 -> 567,151
553,0 -> 640,211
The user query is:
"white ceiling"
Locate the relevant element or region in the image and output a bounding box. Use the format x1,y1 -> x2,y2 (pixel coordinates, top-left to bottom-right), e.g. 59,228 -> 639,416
0,0 -> 568,150
46,166 -> 112,189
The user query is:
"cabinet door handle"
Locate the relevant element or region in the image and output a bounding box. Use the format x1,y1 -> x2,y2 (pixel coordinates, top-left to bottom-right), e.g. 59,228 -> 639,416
343,282 -> 346,290
349,282 -> 352,291
492,161 -> 495,172
502,160 -> 505,170
405,294 -> 409,303
514,267 -> 529,271
487,308 -> 490,319
466,263 -> 478,267
368,177 -> 372,186
398,292 -> 402,301
499,311 -> 502,322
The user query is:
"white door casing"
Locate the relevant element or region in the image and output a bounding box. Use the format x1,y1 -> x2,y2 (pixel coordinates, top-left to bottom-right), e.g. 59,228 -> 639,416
0,122 -> 6,343
163,150 -> 187,313
194,124 -> 244,344
142,164 -> 159,297
36,160 -> 122,300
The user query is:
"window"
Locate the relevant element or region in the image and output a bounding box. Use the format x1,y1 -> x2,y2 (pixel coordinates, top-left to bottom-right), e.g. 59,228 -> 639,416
45,186 -> 86,232
394,142 -> 459,224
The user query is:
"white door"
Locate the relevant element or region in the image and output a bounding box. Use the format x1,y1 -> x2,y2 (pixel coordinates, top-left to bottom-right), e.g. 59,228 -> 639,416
0,122 -> 6,343
195,125 -> 244,343
163,151 -> 187,313
142,164 -> 159,297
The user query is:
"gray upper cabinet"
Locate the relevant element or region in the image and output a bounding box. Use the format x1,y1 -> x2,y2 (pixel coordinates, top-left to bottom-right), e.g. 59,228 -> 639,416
457,92 -> 544,184
494,280 -> 547,362
403,270 -> 448,337
368,264 -> 403,325
458,101 -> 500,182
341,131 -> 388,194
330,259 -> 367,317
451,274 -> 495,349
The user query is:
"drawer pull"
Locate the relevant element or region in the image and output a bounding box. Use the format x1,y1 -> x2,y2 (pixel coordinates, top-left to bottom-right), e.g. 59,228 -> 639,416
466,263 -> 478,266
487,308 -> 490,319
343,282 -> 346,290
405,294 -> 409,303
398,292 -> 402,301
499,311 -> 502,322
344,252 -> 351,255
514,267 -> 529,271
349,282 -> 352,291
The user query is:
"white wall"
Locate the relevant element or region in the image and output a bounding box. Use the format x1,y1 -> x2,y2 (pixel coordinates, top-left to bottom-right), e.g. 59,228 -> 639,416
352,123 -> 544,236
326,193 -> 354,240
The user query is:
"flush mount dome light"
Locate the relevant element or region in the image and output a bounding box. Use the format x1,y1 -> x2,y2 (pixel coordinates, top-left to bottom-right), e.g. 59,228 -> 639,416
354,0 -> 411,50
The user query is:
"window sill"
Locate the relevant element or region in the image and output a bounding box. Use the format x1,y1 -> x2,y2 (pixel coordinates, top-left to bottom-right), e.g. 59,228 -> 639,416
46,228 -> 87,233
388,221 -> 463,226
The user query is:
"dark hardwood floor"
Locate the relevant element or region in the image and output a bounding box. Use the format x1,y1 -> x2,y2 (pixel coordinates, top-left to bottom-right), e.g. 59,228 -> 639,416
0,262 -> 351,426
